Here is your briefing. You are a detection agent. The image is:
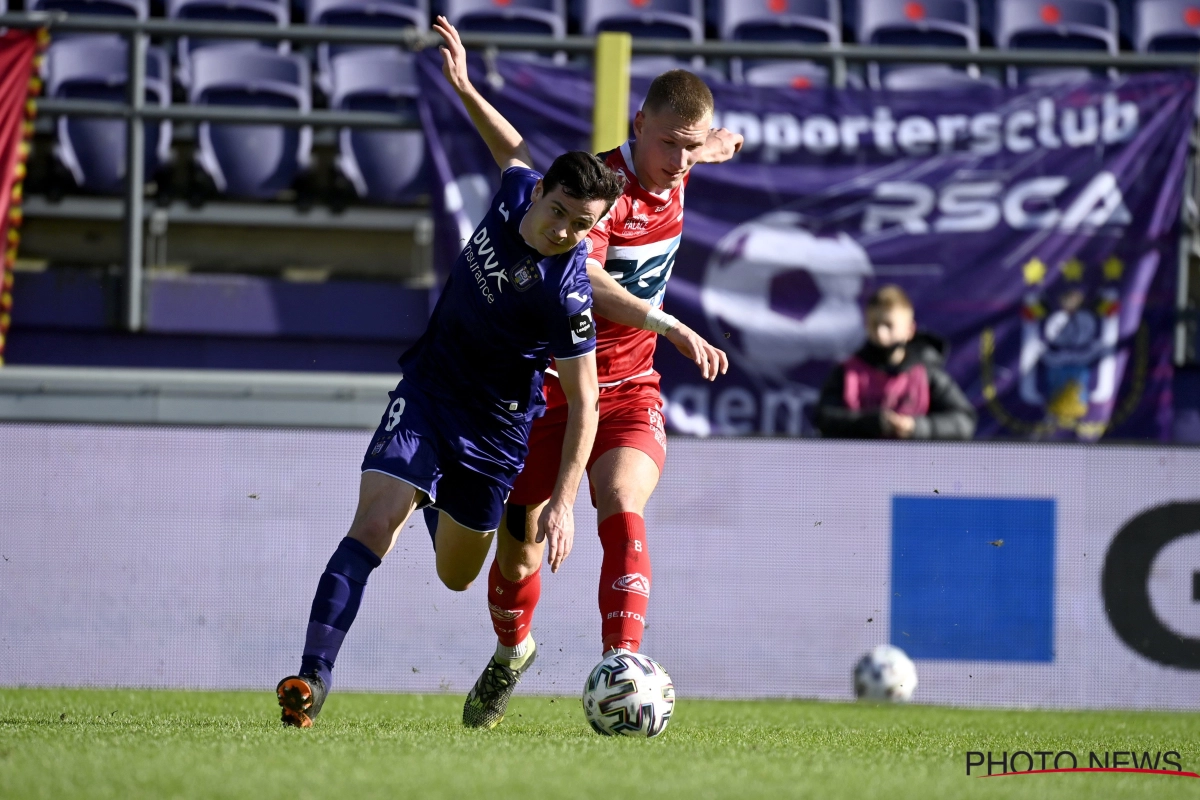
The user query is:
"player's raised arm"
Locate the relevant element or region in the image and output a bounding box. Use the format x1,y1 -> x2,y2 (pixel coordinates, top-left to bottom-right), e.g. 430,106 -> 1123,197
587,262 -> 728,381
539,350 -> 599,572
433,16 -> 534,172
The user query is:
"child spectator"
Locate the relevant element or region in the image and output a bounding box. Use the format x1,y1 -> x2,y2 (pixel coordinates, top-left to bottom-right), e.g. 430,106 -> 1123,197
815,285 -> 976,440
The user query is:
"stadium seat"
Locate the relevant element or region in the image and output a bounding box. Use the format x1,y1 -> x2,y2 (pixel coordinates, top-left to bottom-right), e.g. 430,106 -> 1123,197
308,0 -> 429,95
188,48 -> 313,199
29,0 -> 145,18
330,49 -> 426,203
997,0 -> 1117,84
44,37 -> 171,194
720,0 -> 839,40
877,62 -> 1000,86
446,0 -> 566,36
582,0 -> 703,40
169,0 -> 291,88
1135,0 -> 1200,51
858,0 -> 983,88
719,0 -> 840,86
583,0 -> 704,79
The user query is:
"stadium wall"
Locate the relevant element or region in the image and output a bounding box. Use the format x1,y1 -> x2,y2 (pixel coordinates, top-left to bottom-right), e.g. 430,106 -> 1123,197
1,422 -> 1197,710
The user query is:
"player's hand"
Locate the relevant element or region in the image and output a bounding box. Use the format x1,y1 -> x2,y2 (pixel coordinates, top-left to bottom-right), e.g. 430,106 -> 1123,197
538,498 -> 575,573
433,16 -> 472,96
665,322 -> 729,381
882,410 -> 916,439
703,127 -> 744,163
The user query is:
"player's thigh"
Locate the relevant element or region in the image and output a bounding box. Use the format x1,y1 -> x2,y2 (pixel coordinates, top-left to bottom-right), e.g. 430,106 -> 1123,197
435,512 -> 496,592
587,403 -> 667,520
508,413 -> 564,508
496,500 -> 547,581
589,446 -> 662,521
348,471 -> 424,558
356,378 -> 441,557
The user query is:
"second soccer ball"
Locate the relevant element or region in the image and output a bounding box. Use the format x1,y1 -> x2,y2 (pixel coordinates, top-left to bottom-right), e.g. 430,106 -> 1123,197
854,644 -> 918,702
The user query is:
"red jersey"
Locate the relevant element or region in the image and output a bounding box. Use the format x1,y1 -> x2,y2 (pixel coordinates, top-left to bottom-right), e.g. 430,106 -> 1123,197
546,140 -> 688,409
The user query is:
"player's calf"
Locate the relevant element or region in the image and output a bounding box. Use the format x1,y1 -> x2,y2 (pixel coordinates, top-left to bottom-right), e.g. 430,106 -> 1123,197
597,511 -> 651,653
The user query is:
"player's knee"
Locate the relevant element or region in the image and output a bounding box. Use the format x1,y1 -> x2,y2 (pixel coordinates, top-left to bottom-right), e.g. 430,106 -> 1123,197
497,553 -> 538,582
595,485 -> 642,516
349,513 -> 394,558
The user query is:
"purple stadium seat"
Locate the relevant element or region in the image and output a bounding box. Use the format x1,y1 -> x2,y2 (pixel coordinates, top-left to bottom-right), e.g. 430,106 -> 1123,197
30,0 -> 146,17
307,0 -> 429,94
168,0 -> 290,87
879,62 -> 1000,86
742,59 -> 829,85
45,37 -> 171,193
330,49 -> 426,203
997,0 -> 1117,84
858,0 -> 982,88
1135,0 -> 1200,51
582,0 -> 704,40
720,0 -> 839,85
188,48 -> 312,199
720,0 -> 838,40
446,0 -> 566,36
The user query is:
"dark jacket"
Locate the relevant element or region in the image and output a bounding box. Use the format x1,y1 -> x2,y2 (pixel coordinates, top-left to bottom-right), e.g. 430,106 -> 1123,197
814,332 -> 976,440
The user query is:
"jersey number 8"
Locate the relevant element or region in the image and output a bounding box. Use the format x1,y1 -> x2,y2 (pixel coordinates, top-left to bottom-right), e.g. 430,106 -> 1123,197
385,398 -> 407,431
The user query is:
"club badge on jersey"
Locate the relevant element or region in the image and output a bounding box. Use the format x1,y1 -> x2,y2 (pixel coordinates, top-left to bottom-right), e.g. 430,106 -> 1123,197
509,256 -> 541,292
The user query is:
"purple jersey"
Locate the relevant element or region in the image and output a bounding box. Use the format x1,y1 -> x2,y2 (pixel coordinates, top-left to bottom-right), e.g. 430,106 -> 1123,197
398,166 -> 596,425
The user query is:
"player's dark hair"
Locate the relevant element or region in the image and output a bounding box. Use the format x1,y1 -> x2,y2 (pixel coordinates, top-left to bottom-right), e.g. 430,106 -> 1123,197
642,70 -> 714,124
542,151 -> 625,213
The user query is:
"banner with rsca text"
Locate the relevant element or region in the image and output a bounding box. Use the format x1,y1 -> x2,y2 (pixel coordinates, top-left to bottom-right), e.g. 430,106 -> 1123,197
418,57 -> 1194,441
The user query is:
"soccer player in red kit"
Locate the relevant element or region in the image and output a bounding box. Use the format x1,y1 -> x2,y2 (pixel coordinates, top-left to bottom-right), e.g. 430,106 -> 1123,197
456,60 -> 743,729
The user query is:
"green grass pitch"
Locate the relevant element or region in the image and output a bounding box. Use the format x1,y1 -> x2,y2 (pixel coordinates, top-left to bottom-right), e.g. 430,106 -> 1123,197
1,688 -> 1198,799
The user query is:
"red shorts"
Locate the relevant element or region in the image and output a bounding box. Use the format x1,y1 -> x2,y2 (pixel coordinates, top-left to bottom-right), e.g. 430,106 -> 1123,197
510,380 -> 666,507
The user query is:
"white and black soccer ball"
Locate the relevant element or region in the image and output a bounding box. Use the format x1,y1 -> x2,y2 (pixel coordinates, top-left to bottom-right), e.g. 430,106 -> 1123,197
854,644 -> 918,703
582,653 -> 675,738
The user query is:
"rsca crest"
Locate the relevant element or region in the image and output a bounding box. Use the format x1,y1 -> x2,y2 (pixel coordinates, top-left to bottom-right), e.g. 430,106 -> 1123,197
701,212 -> 872,382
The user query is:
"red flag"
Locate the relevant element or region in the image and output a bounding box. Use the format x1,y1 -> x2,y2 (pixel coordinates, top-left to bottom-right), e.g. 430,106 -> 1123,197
0,29 -> 43,365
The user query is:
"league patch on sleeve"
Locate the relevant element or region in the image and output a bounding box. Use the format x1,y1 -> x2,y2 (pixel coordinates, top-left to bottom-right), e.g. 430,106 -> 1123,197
569,308 -> 596,345
508,256 -> 541,292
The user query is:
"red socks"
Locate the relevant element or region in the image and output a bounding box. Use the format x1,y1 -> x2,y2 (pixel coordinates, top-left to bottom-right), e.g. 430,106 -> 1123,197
487,558 -> 541,647
598,512 -> 651,653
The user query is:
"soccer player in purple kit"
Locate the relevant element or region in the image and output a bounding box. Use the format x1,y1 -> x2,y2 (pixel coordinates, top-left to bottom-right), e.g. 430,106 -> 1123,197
274,36 -> 625,727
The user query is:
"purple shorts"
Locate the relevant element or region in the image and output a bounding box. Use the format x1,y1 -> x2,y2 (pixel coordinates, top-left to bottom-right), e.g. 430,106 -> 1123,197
361,376 -> 531,535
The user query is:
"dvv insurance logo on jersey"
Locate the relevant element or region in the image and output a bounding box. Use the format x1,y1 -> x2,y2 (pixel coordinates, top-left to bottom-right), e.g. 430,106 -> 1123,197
964,749 -> 1197,779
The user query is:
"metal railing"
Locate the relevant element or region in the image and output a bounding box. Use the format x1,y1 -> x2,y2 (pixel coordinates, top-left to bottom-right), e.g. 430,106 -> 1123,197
2,10 -> 1199,335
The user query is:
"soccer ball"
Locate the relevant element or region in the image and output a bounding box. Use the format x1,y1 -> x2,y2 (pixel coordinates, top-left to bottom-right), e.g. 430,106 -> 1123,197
582,652 -> 675,737
854,645 -> 918,702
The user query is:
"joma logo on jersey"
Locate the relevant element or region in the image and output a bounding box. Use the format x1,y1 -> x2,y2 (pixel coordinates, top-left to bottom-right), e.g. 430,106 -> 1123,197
613,573 -> 650,596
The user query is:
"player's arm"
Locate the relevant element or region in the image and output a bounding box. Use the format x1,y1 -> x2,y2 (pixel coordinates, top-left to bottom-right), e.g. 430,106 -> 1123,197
587,261 -> 728,381
539,351 -> 599,573
433,16 -> 533,171
697,127 -> 744,164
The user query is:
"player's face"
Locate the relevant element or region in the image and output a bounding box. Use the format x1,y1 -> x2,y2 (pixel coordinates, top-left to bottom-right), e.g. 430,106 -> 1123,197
521,182 -> 609,257
866,306 -> 916,349
632,108 -> 711,193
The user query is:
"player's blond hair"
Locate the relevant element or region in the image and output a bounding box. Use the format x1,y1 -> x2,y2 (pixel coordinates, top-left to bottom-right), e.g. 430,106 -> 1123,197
867,285 -> 914,313
642,70 -> 714,124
